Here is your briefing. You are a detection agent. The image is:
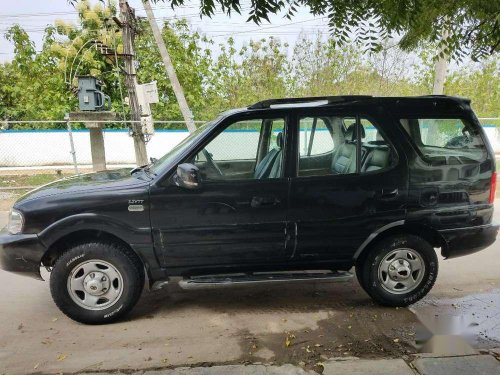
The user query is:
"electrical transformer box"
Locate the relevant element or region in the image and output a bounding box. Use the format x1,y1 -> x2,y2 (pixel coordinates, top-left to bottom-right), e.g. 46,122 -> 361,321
77,76 -> 111,111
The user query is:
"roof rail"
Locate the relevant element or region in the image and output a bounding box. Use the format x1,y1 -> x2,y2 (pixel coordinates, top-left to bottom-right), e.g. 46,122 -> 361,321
248,95 -> 372,109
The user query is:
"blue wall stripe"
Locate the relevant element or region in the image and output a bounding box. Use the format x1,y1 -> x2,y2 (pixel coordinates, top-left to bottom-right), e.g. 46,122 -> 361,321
1,124 -> 497,134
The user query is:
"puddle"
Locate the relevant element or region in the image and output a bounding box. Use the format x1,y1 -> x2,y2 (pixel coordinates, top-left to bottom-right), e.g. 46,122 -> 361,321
411,289 -> 500,353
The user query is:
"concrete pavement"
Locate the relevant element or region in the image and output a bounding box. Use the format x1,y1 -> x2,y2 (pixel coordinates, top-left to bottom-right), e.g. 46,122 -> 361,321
82,353 -> 500,374
1,207 -> 500,374
0,210 -> 8,228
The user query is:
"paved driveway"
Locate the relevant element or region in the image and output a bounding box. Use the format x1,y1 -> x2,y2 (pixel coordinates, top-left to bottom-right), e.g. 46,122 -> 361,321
0,208 -> 499,374
0,210 -> 7,229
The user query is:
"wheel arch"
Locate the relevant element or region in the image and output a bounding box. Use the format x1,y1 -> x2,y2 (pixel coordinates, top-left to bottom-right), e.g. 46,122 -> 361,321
354,221 -> 448,265
41,229 -> 149,283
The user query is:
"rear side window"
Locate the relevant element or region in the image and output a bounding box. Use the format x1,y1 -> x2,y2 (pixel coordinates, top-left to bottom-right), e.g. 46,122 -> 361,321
400,118 -> 487,163
300,117 -> 335,156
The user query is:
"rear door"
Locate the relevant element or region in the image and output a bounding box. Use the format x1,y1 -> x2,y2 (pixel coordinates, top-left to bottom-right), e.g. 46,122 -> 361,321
289,105 -> 408,264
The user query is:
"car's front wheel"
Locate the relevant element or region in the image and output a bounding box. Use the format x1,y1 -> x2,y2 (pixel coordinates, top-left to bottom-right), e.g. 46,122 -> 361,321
358,234 -> 438,307
50,241 -> 144,324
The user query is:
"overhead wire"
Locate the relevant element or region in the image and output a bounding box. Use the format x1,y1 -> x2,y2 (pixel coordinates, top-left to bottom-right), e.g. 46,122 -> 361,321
0,3 -> 330,58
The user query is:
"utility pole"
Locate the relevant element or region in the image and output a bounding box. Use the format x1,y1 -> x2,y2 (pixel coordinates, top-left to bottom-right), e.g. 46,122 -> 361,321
119,0 -> 148,165
142,0 -> 196,133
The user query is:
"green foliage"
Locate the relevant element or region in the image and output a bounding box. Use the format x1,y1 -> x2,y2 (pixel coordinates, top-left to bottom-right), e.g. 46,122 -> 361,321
156,0 -> 500,61
135,19 -> 214,125
203,37 -> 291,118
0,25 -> 71,122
446,57 -> 499,117
1,0 -> 499,129
0,0 -> 123,127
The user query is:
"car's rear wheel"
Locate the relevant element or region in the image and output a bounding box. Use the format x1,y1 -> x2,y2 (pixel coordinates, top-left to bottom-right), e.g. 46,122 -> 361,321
358,234 -> 438,307
50,241 -> 144,324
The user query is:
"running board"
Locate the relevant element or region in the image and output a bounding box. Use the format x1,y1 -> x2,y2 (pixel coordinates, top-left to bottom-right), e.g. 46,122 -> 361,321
178,271 -> 353,290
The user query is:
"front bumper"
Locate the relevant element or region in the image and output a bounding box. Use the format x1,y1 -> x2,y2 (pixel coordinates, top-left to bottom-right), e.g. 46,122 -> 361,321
0,228 -> 45,280
440,223 -> 499,259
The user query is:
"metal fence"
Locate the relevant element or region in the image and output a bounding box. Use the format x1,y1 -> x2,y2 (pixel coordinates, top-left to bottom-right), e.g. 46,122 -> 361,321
0,118 -> 499,175
0,120 -> 205,173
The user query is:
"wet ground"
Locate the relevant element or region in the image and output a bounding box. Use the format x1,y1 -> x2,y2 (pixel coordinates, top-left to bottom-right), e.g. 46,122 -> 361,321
412,289 -> 500,352
1,208 -> 500,374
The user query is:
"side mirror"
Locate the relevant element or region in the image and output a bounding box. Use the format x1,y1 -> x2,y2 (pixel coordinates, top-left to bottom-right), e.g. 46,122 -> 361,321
174,163 -> 201,190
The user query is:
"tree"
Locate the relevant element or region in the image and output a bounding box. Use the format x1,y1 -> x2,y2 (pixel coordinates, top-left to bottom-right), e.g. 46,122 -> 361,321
0,25 -> 71,122
205,37 -> 291,115
135,19 -> 214,124
155,0 -> 499,61
446,57 -> 499,117
3,1 -> 498,126
51,0 -> 125,116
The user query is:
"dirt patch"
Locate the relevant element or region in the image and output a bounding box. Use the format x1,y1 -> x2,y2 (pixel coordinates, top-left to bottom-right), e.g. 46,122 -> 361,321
0,191 -> 19,211
226,284 -> 416,373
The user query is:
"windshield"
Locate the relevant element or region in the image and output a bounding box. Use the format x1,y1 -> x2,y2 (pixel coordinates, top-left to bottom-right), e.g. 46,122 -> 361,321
150,121 -> 214,174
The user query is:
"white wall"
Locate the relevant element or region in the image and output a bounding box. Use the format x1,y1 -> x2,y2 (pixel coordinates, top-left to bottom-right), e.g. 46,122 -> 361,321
0,130 -> 189,167
0,126 -> 498,167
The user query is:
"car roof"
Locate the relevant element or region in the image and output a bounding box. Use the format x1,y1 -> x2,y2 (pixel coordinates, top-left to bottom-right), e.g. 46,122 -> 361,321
213,95 -> 472,122
245,95 -> 471,111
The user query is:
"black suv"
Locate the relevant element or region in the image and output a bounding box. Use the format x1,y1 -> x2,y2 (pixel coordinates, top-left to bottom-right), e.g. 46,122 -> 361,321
1,95 -> 497,324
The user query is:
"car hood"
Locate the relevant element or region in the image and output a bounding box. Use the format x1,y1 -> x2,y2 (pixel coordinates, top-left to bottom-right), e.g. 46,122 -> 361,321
15,169 -> 150,204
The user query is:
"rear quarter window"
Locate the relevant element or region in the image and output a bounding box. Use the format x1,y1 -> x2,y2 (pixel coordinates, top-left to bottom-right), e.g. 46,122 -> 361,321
399,118 -> 487,164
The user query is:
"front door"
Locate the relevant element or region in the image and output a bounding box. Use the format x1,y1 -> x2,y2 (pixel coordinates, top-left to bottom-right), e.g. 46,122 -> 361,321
150,115 -> 291,270
289,107 -> 408,264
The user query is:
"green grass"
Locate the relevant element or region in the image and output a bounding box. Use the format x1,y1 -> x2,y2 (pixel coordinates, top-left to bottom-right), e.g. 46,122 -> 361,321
0,174 -> 66,188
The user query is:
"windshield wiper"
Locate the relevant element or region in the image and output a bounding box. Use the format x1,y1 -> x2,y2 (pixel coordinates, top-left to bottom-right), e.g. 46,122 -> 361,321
142,164 -> 157,177
130,161 -> 157,177
130,164 -> 148,175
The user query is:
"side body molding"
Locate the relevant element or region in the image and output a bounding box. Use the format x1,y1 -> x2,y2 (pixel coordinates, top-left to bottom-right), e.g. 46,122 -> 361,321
352,220 -> 405,260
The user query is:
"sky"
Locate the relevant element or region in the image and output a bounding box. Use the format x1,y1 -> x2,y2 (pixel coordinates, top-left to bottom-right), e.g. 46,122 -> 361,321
0,0 -> 332,61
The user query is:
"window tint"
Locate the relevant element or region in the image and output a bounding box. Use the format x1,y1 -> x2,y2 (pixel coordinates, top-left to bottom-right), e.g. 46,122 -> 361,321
298,115 -> 395,177
205,119 -> 261,162
360,119 -> 394,173
192,118 -> 285,181
298,116 -> 356,177
268,119 -> 286,151
299,117 -> 335,156
400,118 -> 486,163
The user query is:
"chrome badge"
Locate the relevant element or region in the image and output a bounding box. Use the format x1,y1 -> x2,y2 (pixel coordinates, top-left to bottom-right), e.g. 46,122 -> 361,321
128,200 -> 144,212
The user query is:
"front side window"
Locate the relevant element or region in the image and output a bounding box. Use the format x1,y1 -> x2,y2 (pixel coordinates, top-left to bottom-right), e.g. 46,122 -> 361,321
298,115 -> 395,177
190,118 -> 285,181
400,118 -> 486,163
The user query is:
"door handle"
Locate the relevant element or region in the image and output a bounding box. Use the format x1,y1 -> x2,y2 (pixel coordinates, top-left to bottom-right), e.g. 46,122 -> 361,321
251,196 -> 280,208
378,188 -> 399,199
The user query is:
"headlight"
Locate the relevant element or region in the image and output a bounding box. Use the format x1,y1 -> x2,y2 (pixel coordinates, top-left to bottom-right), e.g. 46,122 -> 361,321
8,209 -> 24,234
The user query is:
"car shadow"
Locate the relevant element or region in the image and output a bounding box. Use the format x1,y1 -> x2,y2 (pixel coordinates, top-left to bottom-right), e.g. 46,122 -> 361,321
129,279 -> 378,319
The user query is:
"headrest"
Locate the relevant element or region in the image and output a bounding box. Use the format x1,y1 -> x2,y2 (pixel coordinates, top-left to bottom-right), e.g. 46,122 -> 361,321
370,148 -> 390,166
276,132 -> 284,149
345,124 -> 365,142
345,125 -> 355,141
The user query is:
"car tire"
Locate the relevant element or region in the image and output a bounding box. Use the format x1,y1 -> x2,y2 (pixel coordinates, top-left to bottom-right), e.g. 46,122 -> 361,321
50,241 -> 144,324
355,261 -> 369,294
359,234 -> 438,307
